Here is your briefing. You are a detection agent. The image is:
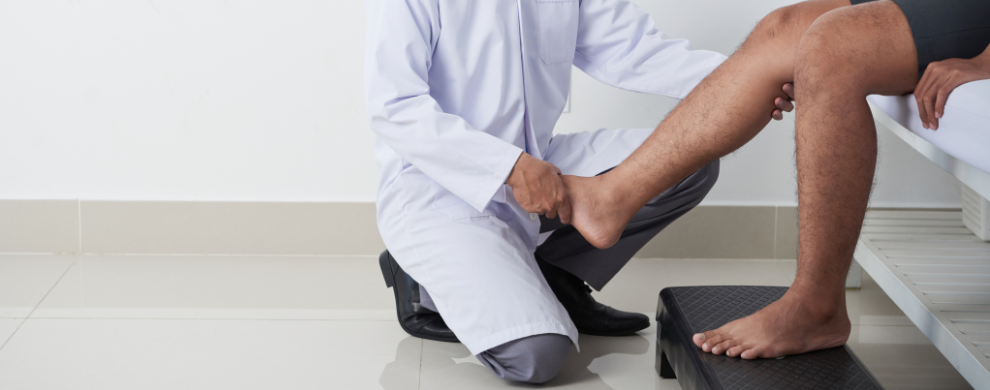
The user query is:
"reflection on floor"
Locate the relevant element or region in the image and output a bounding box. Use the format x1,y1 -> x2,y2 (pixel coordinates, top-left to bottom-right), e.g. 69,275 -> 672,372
0,255 -> 973,389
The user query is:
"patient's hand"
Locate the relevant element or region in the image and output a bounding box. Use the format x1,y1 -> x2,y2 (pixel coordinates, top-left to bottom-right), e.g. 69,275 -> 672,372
771,83 -> 796,121
916,43 -> 990,130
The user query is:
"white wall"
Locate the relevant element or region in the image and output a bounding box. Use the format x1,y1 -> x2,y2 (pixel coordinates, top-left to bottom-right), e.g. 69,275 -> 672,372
0,0 -> 962,207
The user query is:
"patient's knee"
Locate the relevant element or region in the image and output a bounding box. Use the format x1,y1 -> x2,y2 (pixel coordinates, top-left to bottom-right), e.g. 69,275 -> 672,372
755,6 -> 800,41
742,5 -> 806,52
476,334 -> 572,384
795,16 -> 863,87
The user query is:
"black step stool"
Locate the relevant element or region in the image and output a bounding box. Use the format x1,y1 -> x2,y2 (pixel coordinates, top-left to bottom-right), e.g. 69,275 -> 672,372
656,286 -> 884,390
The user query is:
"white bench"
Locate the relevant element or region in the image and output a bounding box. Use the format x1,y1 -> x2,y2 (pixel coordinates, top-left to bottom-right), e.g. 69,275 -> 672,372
853,81 -> 990,390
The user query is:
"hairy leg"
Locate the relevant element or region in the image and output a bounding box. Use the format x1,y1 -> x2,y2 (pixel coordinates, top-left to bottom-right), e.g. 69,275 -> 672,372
565,0 -> 851,249
697,0 -> 919,359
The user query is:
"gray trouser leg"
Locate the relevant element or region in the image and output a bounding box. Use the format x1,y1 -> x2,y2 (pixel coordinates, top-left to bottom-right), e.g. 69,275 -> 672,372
476,334 -> 572,384
536,160 -> 720,290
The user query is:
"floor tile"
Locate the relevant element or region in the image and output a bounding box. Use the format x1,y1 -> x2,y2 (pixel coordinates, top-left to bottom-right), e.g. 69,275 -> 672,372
593,258 -> 793,315
0,318 -> 420,390
0,319 -> 25,348
849,325 -> 973,390
32,255 -> 394,320
419,323 -> 680,390
846,270 -> 912,326
0,255 -> 75,318
0,255 -> 978,389
773,258 -> 797,282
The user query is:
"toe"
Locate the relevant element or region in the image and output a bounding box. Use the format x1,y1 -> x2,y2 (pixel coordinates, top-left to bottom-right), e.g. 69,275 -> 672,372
739,348 -> 757,360
700,331 -> 724,352
726,345 -> 745,357
739,345 -> 762,360
712,340 -> 737,356
740,345 -> 775,360
692,333 -> 706,348
712,340 -> 739,356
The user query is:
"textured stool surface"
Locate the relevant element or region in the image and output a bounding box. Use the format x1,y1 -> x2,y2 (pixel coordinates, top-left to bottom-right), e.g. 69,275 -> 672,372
658,286 -> 883,390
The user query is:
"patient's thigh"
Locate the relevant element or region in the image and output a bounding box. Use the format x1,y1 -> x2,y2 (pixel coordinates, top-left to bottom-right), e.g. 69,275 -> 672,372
796,1 -> 918,95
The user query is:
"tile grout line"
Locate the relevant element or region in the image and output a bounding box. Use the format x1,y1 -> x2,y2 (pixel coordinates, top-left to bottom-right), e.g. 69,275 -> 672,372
77,199 -> 82,254
417,339 -> 424,390
772,206 -> 779,259
0,259 -> 77,352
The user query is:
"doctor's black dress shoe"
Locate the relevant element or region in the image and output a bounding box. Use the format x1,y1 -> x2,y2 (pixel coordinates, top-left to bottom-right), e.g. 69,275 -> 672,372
379,250 -> 459,343
537,255 -> 650,336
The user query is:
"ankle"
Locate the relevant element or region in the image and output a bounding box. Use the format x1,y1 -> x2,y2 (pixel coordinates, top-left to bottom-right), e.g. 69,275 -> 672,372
784,289 -> 846,320
594,174 -> 640,211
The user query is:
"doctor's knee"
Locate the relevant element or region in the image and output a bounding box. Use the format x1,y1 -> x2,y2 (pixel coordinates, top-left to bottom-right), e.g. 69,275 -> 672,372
695,159 -> 721,197
476,334 -> 572,384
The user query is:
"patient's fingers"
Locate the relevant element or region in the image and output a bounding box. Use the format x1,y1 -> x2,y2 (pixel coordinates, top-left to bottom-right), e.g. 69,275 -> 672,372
772,109 -> 783,121
924,71 -> 945,128
782,83 -> 795,101
775,97 -> 794,112
915,71 -> 931,129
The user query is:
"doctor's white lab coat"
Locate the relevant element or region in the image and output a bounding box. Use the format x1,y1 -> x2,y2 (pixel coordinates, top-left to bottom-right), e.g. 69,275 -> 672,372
366,0 -> 725,355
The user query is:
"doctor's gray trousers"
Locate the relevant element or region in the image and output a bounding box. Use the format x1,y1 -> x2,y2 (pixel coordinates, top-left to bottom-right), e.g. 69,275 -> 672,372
476,159 -> 720,383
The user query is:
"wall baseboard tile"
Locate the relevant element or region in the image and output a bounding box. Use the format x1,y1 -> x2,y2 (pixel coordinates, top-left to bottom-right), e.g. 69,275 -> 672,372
3,200 -> 941,259
79,201 -> 384,256
0,200 -> 80,253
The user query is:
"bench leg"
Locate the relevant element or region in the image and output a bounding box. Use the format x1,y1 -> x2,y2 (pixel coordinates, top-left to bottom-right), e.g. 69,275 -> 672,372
659,350 -> 676,379
846,260 -> 863,289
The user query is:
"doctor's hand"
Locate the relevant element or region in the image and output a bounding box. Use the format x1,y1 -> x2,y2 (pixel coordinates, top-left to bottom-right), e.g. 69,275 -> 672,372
506,153 -> 572,224
915,44 -> 990,130
771,83 -> 796,121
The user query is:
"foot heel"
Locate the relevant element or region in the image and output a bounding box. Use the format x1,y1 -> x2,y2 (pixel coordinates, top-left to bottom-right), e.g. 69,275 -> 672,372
379,250 -> 395,288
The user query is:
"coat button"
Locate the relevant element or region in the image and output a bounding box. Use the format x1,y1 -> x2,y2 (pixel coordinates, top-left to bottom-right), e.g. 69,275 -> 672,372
530,213 -> 539,221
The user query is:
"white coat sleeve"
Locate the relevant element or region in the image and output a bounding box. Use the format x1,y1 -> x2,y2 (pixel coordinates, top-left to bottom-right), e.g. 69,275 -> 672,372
573,0 -> 728,99
365,0 -> 524,212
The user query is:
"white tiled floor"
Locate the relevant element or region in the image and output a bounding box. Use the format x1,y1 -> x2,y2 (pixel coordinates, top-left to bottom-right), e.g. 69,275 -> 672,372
0,255 -> 974,389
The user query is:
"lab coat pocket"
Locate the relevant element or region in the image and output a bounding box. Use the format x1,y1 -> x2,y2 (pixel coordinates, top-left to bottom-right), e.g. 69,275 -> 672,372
536,0 -> 579,65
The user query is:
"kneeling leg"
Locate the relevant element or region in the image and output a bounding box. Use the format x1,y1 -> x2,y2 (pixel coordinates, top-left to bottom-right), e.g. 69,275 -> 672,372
476,334 -> 572,384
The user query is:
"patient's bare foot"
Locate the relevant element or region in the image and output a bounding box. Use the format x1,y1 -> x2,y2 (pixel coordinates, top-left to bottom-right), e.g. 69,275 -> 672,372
691,291 -> 851,359
562,175 -> 639,249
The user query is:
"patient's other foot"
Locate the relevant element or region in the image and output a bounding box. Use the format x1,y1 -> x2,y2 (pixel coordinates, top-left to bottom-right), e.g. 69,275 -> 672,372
562,175 -> 638,249
691,291 -> 850,359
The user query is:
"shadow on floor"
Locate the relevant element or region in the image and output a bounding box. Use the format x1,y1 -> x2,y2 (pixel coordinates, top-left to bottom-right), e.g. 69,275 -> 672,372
379,332 -> 652,389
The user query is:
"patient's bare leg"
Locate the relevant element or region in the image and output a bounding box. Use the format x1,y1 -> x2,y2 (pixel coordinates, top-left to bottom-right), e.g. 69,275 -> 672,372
693,1 -> 919,359
564,0 -> 851,249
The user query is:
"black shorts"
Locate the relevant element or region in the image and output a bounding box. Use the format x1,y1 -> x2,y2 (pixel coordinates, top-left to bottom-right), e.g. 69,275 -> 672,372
852,0 -> 990,78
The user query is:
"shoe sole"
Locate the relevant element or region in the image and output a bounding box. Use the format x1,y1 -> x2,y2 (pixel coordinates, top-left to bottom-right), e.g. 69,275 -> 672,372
379,251 -> 459,343
577,322 -> 651,337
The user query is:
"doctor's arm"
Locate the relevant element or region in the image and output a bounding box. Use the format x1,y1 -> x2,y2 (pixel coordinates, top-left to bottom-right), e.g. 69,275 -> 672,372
573,0 -> 792,119
365,0 -> 570,219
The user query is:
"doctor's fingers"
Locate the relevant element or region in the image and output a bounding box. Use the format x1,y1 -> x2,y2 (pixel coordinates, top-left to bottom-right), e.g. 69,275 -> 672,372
557,197 -> 572,225
543,175 -> 570,218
